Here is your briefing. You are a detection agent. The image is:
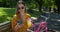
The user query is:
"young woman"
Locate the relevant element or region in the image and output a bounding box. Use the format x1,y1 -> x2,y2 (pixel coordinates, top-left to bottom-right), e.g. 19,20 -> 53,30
12,1 -> 32,32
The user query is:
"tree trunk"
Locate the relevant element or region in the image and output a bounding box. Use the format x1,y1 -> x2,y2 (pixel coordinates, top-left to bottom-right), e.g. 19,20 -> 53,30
49,7 -> 51,12
55,0 -> 60,13
35,0 -> 43,14
57,6 -> 60,13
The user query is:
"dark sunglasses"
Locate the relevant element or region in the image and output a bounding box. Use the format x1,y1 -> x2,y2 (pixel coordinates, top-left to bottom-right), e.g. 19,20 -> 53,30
17,7 -> 25,10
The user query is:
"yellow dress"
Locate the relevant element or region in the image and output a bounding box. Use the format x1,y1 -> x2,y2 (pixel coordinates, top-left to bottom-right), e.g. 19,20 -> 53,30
12,14 -> 32,32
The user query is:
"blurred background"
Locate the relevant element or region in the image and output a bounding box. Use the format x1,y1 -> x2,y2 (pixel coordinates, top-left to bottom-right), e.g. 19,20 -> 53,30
0,0 -> 60,24
0,0 -> 60,32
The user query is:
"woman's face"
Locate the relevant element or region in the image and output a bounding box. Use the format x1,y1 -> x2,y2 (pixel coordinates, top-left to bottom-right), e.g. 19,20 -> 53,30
17,4 -> 25,14
17,4 -> 26,20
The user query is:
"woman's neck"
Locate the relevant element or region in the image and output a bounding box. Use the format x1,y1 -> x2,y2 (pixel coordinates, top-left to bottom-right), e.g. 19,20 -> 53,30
16,13 -> 26,19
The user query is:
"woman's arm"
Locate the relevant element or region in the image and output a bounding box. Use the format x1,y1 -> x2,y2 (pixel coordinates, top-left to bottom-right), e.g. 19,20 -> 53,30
12,16 -> 18,30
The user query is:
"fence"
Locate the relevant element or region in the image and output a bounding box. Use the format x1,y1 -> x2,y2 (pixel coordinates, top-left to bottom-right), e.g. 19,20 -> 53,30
0,21 -> 11,32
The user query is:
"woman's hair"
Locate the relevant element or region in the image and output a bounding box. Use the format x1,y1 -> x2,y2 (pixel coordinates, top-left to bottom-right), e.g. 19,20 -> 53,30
17,1 -> 25,6
16,1 -> 26,14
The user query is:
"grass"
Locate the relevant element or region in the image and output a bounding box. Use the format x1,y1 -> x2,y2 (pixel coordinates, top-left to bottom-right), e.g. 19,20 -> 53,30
0,7 -> 40,23
0,7 -> 15,23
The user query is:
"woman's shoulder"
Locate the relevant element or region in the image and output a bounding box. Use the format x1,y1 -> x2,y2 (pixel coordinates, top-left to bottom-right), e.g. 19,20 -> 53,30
26,13 -> 31,19
26,13 -> 31,17
12,15 -> 18,20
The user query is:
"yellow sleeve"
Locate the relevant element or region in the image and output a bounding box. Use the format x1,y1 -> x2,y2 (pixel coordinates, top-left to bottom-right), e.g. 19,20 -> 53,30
26,14 -> 31,19
26,14 -> 32,28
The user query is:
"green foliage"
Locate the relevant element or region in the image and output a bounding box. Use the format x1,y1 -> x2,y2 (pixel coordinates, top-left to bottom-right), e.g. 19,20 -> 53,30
0,0 -> 58,8
27,8 -> 40,17
43,0 -> 55,7
24,0 -> 38,9
0,0 -> 18,7
0,7 -> 40,23
0,8 -> 15,23
0,0 -> 3,2
0,0 -> 60,23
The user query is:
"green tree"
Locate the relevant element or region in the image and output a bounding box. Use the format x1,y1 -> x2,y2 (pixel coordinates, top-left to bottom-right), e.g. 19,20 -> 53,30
0,0 -> 18,7
55,0 -> 60,13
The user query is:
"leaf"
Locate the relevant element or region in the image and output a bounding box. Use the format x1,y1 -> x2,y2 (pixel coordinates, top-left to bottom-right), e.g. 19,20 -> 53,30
0,0 -> 3,2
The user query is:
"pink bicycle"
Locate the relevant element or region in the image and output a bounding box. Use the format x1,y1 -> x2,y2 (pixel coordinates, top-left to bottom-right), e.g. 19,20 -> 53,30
32,15 -> 49,32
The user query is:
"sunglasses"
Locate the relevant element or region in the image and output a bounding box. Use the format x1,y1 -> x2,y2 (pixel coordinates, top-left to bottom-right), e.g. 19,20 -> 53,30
17,7 -> 25,10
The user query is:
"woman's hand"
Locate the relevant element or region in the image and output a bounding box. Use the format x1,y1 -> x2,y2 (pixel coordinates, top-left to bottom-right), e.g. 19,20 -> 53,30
14,23 -> 22,31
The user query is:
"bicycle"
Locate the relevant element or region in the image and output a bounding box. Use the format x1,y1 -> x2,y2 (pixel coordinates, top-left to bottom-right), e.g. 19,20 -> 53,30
32,15 -> 49,32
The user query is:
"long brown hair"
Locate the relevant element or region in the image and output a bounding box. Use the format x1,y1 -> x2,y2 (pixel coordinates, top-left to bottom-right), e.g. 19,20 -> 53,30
16,1 -> 26,15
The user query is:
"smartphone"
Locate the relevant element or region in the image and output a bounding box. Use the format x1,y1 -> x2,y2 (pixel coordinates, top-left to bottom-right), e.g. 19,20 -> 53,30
18,20 -> 23,25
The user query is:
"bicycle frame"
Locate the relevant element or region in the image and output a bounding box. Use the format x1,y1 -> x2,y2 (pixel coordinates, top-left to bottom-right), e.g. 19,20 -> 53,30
32,15 -> 49,32
33,22 -> 48,32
